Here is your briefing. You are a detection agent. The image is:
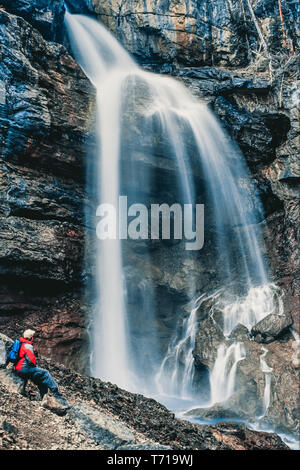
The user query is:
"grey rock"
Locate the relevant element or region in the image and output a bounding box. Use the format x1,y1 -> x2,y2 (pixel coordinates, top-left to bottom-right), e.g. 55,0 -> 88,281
229,324 -> 249,342
69,403 -> 136,449
251,314 -> 293,343
118,443 -> 172,450
0,340 -> 7,366
0,369 -> 26,394
0,420 -> 18,436
1,0 -> 65,42
183,404 -> 245,421
0,333 -> 13,348
0,334 -> 13,366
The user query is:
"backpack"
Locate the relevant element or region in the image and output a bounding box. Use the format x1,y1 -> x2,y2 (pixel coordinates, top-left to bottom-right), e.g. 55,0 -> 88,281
6,339 -> 22,365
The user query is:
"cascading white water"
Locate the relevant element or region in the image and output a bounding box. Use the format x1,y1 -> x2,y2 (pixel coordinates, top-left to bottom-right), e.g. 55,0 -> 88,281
65,11 -> 137,389
65,11 -> 280,407
258,346 -> 273,417
209,342 -> 246,405
155,294 -> 204,399
220,284 -> 284,337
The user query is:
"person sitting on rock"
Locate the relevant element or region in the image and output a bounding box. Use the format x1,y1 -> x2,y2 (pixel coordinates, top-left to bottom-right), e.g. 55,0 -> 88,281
13,329 -> 69,407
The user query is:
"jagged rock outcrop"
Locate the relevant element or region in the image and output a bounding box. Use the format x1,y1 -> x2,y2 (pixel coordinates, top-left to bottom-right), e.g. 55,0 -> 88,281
0,0 -> 65,42
251,313 -> 293,343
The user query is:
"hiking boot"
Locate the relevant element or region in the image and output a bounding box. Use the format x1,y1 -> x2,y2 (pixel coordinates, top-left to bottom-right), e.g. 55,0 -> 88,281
52,392 -> 70,409
19,381 -> 27,397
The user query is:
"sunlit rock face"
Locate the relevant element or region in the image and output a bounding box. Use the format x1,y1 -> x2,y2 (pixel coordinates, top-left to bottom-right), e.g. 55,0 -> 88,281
66,0 -> 298,67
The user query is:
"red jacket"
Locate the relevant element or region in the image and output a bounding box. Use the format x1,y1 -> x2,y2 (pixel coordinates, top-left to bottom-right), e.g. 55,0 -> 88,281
15,337 -> 37,371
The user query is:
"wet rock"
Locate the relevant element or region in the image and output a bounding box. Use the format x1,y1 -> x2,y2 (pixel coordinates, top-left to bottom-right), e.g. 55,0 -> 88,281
0,9 -> 94,179
193,316 -> 225,369
184,404 -> 245,421
0,7 -> 94,370
0,162 -> 86,224
251,314 -> 293,343
69,403 -> 136,449
193,326 -> 299,435
205,422 -> 289,450
229,324 -> 249,342
213,96 -> 291,166
0,216 -> 85,284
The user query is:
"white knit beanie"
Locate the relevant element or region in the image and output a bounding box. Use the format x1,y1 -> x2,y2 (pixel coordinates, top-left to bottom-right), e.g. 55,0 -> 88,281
23,329 -> 36,340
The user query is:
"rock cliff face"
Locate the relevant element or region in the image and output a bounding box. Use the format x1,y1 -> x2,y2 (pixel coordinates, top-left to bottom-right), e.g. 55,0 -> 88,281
0,4 -> 94,371
0,0 -> 65,42
67,0 -> 298,67
0,0 -> 299,443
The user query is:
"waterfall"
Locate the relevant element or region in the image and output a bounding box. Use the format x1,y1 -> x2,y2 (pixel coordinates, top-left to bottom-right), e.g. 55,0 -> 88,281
221,284 -> 284,337
258,346 -> 273,417
209,342 -> 246,405
155,294 -> 204,399
203,284 -> 280,408
65,11 -> 137,389
65,11 -> 279,404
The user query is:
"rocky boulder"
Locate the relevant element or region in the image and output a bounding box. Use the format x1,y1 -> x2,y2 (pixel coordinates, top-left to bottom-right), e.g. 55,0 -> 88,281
0,6 -> 94,371
251,313 -> 293,343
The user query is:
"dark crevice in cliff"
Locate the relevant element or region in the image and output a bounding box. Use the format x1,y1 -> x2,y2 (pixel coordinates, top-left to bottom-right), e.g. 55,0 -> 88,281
3,209 -> 85,226
0,275 -> 79,297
